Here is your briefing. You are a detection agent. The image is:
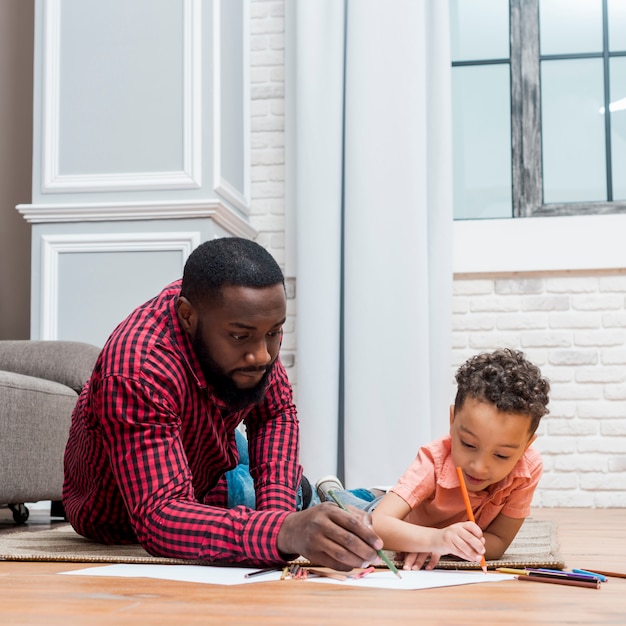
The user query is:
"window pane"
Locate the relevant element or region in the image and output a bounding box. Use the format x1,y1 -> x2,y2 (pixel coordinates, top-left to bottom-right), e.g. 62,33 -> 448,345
608,0 -> 626,52
541,58 -> 606,203
540,0 -> 603,55
452,65 -> 512,219
610,57 -> 626,200
449,0 -> 509,61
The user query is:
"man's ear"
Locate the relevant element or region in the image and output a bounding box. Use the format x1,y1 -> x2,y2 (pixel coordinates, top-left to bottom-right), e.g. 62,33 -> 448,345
176,296 -> 196,335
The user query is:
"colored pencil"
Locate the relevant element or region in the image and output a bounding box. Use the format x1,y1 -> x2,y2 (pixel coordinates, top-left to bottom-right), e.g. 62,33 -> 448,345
496,567 -> 527,575
577,568 -> 626,579
456,467 -> 488,573
327,489 -> 402,579
498,567 -> 606,584
526,569 -> 600,583
306,567 -> 348,581
352,565 -> 376,579
516,574 -> 600,589
572,568 -> 608,582
244,567 -> 278,578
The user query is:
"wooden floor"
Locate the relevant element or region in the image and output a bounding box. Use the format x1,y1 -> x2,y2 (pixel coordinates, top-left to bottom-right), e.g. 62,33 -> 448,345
0,507 -> 624,625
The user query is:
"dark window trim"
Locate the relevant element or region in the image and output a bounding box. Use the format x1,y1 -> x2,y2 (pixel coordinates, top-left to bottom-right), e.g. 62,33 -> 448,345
512,0 -> 626,217
510,0 -> 541,217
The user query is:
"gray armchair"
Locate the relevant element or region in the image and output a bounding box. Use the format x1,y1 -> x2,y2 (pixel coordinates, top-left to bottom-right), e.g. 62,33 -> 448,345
0,340 -> 100,523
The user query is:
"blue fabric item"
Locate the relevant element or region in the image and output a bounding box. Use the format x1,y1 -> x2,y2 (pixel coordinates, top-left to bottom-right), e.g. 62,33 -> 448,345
226,430 -> 320,510
225,430 -> 255,509
329,489 -> 383,514
349,488 -> 377,502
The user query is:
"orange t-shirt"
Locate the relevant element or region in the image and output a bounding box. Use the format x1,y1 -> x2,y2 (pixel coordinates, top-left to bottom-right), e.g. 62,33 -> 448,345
390,434 -> 542,530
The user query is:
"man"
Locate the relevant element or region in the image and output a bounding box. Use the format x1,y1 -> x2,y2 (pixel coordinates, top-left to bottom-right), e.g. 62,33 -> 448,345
63,237 -> 381,570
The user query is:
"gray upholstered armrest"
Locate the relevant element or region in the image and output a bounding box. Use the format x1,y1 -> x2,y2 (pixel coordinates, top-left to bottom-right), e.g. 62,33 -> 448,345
0,340 -> 100,393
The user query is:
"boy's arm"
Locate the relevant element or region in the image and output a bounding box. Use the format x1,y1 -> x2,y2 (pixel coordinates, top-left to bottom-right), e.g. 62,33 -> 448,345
371,492 -> 416,548
482,513 -> 525,559
372,492 -> 443,568
372,492 -> 485,570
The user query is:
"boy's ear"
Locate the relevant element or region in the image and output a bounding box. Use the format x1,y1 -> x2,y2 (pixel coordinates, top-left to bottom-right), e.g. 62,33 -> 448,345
449,404 -> 455,427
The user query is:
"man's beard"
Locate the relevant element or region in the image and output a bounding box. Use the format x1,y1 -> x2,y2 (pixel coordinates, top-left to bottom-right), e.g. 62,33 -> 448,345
192,328 -> 275,411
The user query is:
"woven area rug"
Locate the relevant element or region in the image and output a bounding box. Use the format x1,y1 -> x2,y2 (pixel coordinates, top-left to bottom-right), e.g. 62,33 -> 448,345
0,518 -> 564,570
435,517 -> 565,570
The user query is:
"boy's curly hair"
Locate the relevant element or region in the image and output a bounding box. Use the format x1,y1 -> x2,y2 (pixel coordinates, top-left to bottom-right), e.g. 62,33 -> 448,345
454,349 -> 550,435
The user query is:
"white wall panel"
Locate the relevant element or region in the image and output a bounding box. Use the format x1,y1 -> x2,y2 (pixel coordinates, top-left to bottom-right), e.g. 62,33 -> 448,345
40,231 -> 199,345
29,0 -> 250,215
30,218 -> 235,346
213,0 -> 250,214
24,0 -> 254,346
41,0 -> 202,194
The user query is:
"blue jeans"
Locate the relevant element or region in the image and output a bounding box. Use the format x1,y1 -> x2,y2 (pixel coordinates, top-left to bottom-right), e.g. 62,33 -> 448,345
225,430 -> 321,510
327,489 -> 383,513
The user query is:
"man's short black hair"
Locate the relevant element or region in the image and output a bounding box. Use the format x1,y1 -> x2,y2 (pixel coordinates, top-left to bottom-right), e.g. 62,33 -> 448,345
180,237 -> 284,306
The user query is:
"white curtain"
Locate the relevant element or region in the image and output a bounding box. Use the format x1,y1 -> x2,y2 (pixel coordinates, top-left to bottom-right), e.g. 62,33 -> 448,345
291,0 -> 453,487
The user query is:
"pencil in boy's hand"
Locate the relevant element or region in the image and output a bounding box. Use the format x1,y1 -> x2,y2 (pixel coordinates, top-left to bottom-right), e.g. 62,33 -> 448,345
456,467 -> 488,574
327,489 -> 402,579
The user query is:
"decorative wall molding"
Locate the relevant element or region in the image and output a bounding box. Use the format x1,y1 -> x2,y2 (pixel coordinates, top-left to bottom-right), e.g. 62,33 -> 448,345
41,0 -> 202,193
39,231 -> 201,340
16,199 -> 257,238
213,0 -> 251,214
215,177 -> 250,214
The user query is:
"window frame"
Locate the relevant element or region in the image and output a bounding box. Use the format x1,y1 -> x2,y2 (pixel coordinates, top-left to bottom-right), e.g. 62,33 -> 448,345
453,0 -> 626,275
512,0 -> 626,217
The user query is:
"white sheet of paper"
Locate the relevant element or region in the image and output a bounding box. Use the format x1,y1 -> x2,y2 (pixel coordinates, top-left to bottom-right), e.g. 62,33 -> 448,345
61,564 -> 515,590
306,569 -> 514,590
62,564 -> 277,586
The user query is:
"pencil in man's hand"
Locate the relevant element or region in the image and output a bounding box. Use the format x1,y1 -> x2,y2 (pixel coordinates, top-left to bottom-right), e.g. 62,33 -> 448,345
456,467 -> 488,574
327,489 -> 402,579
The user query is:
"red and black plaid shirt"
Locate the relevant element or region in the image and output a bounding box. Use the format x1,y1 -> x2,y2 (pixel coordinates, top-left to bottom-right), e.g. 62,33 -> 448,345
63,280 -> 301,565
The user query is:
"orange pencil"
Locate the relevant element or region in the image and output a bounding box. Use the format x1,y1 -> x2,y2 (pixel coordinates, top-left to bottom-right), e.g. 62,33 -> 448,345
456,466 -> 487,573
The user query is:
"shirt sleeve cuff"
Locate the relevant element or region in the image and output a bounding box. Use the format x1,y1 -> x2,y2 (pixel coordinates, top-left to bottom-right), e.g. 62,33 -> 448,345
241,509 -> 294,563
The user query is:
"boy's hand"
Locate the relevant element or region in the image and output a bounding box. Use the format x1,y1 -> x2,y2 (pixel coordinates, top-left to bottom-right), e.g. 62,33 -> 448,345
400,521 -> 485,570
277,502 -> 383,571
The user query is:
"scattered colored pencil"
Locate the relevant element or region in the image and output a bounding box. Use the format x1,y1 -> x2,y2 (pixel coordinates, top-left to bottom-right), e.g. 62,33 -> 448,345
496,567 -> 606,589
516,573 -> 600,589
244,567 -> 278,578
526,569 -> 600,583
327,489 -> 402,579
577,568 -> 626,580
306,567 -> 348,581
496,567 -> 527,575
352,566 -> 376,579
572,568 -> 608,582
456,467 -> 488,573
498,567 -> 591,580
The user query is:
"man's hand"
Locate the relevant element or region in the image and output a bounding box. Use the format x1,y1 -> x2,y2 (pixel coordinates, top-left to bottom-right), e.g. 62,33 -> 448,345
277,502 -> 383,571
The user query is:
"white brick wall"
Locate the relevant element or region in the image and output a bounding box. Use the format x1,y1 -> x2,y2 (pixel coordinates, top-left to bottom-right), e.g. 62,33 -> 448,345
249,1 -> 295,380
453,274 -> 626,507
250,1 -> 626,507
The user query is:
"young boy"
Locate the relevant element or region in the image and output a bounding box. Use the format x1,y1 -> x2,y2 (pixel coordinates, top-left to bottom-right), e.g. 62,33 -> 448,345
317,348 -> 550,571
